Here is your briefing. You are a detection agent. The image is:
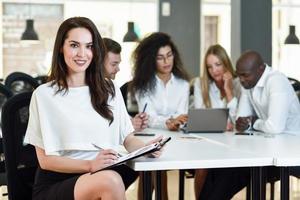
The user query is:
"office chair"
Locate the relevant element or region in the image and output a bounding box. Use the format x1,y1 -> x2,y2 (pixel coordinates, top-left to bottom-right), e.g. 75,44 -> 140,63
120,81 -> 138,117
0,83 -> 13,185
120,81 -> 130,108
288,77 -> 300,101
4,72 -> 39,95
1,92 -> 38,200
34,75 -> 48,85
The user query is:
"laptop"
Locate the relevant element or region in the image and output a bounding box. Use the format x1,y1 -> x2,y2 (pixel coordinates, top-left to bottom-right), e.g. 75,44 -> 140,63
182,108 -> 229,133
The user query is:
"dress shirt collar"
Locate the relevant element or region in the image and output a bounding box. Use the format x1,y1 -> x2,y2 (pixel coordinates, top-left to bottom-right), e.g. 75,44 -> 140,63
155,73 -> 175,85
210,80 -> 219,93
254,64 -> 271,88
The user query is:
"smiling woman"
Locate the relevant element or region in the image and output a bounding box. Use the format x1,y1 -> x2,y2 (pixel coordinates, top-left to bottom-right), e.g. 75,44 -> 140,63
23,17 -> 164,200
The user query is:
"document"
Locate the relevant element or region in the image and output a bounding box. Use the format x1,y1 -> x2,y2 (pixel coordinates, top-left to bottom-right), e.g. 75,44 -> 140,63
91,137 -> 171,174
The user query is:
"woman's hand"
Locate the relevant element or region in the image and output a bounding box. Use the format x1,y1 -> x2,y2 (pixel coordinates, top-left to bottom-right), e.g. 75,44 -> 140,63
145,136 -> 164,158
226,122 -> 234,131
223,71 -> 234,101
166,114 -> 188,131
132,113 -> 149,131
90,149 -> 119,172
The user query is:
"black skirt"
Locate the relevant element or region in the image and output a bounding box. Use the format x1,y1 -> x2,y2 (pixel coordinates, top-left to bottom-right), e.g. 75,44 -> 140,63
33,165 -> 138,200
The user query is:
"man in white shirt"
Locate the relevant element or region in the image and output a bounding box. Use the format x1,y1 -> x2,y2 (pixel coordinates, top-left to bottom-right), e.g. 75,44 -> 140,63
103,38 -> 148,131
235,50 -> 300,134
102,38 -> 148,190
199,51 -> 300,200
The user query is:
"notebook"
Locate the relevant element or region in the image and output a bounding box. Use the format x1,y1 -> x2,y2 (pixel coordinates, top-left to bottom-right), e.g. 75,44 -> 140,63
182,108 -> 229,133
91,137 -> 171,174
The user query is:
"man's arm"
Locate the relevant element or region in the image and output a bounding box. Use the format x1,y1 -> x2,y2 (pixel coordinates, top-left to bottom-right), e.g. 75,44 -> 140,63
253,75 -> 292,133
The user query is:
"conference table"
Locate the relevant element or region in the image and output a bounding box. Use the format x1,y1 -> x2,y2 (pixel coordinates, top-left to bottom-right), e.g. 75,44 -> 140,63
127,129 -> 299,200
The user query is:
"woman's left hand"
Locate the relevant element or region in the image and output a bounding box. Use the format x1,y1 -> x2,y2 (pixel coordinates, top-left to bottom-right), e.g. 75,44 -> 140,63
226,122 -> 234,131
223,71 -> 233,101
145,136 -> 164,158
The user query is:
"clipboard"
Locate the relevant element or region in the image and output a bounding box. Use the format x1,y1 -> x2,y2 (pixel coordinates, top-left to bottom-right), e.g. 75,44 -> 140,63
91,137 -> 171,174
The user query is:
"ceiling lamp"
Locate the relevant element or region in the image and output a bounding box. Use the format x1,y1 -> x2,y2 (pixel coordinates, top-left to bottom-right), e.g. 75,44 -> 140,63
284,25 -> 300,45
123,22 -> 139,42
21,19 -> 39,41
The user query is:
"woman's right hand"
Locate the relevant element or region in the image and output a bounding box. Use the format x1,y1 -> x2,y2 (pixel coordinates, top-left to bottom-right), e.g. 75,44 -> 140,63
166,114 -> 188,131
90,149 -> 119,172
223,71 -> 234,101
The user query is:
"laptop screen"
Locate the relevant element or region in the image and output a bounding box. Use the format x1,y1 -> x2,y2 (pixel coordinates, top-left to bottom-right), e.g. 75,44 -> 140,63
183,108 -> 229,133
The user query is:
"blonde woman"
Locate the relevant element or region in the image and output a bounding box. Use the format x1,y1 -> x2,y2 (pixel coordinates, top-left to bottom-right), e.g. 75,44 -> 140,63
193,44 -> 241,199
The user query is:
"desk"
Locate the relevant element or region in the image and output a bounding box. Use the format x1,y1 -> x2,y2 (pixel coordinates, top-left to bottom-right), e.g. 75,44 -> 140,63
128,129 -> 274,200
194,132 -> 300,199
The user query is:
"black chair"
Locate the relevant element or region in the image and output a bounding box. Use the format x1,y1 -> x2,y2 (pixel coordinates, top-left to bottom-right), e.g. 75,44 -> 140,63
288,77 -> 300,101
120,81 -> 138,117
5,72 -> 39,95
0,83 -> 12,185
1,92 -> 38,200
34,75 -> 48,85
120,81 -> 130,108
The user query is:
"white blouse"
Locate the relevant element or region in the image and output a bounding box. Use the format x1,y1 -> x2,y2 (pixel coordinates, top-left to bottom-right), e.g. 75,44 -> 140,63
237,65 -> 300,134
135,74 -> 190,129
24,82 -> 133,160
193,77 -> 241,122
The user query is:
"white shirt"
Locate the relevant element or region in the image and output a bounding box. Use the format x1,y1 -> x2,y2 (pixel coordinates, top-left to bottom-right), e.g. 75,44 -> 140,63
193,77 -> 241,122
237,65 -> 300,134
24,82 -> 133,160
135,74 -> 190,129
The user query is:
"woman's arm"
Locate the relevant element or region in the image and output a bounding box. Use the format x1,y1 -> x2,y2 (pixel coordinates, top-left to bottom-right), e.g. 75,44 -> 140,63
35,146 -> 118,173
123,133 -> 163,157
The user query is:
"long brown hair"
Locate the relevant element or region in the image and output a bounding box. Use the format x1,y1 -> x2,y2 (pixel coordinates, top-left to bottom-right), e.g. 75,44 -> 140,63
48,17 -> 115,123
201,44 -> 235,108
131,32 -> 190,96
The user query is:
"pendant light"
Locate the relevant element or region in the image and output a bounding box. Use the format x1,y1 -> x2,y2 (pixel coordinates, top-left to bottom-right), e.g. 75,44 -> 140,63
284,25 -> 300,45
21,19 -> 39,41
21,3 -> 39,43
123,22 -> 139,42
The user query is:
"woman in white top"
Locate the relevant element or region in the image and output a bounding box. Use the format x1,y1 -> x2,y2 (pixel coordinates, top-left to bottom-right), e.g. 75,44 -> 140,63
24,17 -> 162,200
193,44 -> 241,199
131,32 -> 190,132
130,32 -> 190,200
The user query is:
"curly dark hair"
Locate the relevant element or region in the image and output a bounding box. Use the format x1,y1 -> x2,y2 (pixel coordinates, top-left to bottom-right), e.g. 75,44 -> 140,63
131,32 -> 190,96
48,17 -> 115,123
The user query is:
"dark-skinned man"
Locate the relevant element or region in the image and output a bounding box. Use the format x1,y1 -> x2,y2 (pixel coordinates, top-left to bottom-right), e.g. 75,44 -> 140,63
199,50 -> 300,200
236,50 -> 300,134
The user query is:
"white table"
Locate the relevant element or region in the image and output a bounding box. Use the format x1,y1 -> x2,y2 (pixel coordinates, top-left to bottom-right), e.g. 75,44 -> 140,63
191,131 -> 300,200
128,129 -> 275,200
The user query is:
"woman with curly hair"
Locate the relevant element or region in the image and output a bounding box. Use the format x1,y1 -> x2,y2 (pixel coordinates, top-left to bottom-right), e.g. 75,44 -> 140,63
131,32 -> 190,200
131,32 -> 190,132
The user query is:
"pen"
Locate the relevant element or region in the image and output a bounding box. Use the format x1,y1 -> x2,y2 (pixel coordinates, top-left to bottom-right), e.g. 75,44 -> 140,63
142,103 -> 148,113
91,143 -> 122,158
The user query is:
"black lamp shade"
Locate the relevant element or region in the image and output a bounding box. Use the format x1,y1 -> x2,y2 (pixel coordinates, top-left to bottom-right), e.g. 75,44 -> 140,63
21,19 -> 39,41
284,25 -> 300,44
123,22 -> 139,42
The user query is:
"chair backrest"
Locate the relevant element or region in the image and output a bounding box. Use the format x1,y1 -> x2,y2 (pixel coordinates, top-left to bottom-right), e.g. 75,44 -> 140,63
1,92 -> 38,200
0,83 -> 13,173
288,77 -> 300,101
120,81 -> 138,116
120,81 -> 130,108
34,75 -> 48,85
5,72 -> 39,95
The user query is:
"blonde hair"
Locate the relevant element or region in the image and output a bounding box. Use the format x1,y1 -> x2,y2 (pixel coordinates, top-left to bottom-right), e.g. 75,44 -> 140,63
200,44 -> 235,108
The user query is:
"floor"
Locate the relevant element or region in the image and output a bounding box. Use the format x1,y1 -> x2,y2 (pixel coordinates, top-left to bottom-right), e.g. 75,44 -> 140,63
0,171 -> 299,200
125,170 -> 300,200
